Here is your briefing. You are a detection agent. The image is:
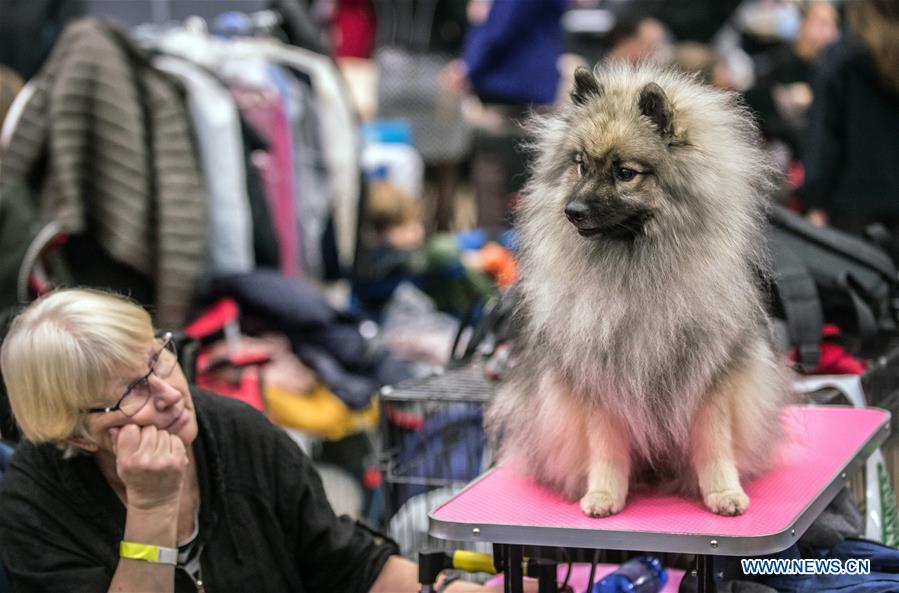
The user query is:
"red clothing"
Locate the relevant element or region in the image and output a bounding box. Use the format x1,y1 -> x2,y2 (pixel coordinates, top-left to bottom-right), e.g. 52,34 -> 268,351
333,0 -> 375,58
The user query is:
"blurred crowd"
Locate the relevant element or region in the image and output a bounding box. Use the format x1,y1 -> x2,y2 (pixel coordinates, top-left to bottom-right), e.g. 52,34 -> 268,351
1,0 -> 898,306
325,0 -> 898,245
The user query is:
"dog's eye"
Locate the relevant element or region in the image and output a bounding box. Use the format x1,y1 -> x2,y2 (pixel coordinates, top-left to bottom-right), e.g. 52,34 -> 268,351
616,167 -> 638,182
574,154 -> 584,178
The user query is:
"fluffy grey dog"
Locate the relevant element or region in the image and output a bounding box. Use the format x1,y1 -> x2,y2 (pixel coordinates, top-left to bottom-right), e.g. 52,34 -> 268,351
486,63 -> 791,517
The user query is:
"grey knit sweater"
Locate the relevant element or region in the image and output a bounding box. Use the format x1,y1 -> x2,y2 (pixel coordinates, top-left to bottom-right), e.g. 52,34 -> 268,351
0,19 -> 207,328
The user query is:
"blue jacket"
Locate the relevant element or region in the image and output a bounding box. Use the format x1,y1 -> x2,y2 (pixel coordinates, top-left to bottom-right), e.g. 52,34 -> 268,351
463,0 -> 567,105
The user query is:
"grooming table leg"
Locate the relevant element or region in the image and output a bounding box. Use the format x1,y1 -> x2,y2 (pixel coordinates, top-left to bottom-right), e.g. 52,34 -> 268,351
503,544 -> 524,593
696,554 -> 717,593
527,558 -> 558,593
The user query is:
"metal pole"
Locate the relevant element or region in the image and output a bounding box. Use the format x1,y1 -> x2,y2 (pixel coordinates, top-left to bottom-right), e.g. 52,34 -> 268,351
504,545 -> 524,593
696,555 -> 717,593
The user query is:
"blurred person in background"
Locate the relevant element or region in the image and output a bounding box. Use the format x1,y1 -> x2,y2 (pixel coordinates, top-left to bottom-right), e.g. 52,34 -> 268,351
603,12 -> 671,65
372,0 -> 471,232
653,0 -> 744,44
746,1 -> 840,158
802,0 -> 899,234
671,41 -> 735,90
354,181 -> 510,318
443,0 -> 566,229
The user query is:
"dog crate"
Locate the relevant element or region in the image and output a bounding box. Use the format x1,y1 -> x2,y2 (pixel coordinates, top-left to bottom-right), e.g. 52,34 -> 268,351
859,341 -> 899,522
378,362 -> 497,557
803,337 -> 899,546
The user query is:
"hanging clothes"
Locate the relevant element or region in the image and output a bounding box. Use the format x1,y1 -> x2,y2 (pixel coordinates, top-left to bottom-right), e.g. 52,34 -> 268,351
154,55 -> 255,278
285,67 -> 336,279
268,64 -> 329,279
243,39 -> 361,272
0,18 -> 207,328
232,83 -> 300,277
138,23 -> 361,279
238,115 -> 282,270
267,0 -> 330,54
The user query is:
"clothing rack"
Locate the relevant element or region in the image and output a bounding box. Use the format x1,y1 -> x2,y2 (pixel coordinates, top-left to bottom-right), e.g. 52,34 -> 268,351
0,14 -> 363,327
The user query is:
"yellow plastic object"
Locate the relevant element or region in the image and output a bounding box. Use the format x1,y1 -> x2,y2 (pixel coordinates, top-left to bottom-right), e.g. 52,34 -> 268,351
265,384 -> 378,440
452,550 -> 496,574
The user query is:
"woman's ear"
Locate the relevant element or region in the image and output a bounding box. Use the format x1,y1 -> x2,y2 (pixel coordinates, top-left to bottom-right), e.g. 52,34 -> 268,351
66,434 -> 99,453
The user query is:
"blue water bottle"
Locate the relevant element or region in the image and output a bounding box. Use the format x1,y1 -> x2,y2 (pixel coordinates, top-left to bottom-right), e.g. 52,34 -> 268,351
591,555 -> 668,593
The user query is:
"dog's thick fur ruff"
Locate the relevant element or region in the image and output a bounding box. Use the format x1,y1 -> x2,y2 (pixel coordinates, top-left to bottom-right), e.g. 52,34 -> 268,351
486,62 -> 792,516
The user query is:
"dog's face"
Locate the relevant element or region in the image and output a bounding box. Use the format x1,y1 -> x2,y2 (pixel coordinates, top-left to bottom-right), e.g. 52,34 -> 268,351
559,68 -> 680,242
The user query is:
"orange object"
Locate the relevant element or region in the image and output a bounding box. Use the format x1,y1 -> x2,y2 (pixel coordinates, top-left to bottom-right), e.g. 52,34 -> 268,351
478,243 -> 518,286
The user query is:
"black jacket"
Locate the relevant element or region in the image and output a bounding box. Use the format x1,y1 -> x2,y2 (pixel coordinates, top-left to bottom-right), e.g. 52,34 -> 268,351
0,389 -> 397,592
0,0 -> 85,79
802,34 -> 899,231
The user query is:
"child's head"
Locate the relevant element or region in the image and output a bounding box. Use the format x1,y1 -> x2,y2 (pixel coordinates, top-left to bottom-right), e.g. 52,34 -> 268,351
366,181 -> 424,249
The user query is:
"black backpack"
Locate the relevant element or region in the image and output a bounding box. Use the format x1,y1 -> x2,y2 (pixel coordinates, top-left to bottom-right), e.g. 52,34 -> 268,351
767,206 -> 899,371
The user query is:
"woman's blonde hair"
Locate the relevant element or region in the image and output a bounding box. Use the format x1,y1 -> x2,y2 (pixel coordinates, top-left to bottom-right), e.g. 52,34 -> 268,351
0,289 -> 154,449
848,0 -> 899,94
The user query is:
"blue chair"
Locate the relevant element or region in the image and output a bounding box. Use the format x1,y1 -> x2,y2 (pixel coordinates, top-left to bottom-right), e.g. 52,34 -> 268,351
0,439 -> 13,593
0,439 -> 13,476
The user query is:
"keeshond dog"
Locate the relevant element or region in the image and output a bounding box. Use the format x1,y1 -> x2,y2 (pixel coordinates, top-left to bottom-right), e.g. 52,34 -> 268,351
486,63 -> 791,517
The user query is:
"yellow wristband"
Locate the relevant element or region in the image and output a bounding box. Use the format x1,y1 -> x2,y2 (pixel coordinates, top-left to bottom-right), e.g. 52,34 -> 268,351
120,541 -> 178,565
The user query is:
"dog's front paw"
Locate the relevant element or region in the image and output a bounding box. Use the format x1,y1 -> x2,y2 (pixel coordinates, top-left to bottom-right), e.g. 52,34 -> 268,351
704,488 -> 749,516
580,490 -> 625,517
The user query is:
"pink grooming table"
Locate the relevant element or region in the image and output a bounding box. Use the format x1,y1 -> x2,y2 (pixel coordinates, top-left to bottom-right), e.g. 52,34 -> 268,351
430,405 -> 890,557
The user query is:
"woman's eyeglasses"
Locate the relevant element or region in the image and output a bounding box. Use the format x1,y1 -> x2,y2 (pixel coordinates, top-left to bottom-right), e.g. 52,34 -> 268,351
82,332 -> 178,417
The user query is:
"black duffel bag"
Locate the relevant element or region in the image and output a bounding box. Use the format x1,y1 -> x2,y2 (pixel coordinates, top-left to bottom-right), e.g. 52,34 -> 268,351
767,206 -> 899,371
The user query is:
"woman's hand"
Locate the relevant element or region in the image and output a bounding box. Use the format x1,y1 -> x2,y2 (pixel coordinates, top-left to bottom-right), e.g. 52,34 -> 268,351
110,424 -> 188,511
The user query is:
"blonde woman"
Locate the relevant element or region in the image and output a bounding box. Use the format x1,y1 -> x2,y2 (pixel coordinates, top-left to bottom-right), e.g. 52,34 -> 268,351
0,289 -> 497,593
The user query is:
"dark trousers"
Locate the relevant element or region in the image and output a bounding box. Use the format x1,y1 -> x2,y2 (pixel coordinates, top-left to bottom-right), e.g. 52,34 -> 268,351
472,124 -> 529,229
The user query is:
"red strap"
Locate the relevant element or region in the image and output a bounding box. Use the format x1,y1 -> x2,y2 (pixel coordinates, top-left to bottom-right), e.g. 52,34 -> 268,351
183,298 -> 240,339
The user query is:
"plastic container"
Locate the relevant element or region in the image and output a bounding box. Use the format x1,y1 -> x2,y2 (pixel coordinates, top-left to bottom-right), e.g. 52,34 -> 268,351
361,119 -> 424,200
592,556 -> 667,593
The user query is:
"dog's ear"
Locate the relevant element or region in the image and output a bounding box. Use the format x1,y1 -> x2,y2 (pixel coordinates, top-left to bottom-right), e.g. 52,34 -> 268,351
638,82 -> 674,137
571,67 -> 603,105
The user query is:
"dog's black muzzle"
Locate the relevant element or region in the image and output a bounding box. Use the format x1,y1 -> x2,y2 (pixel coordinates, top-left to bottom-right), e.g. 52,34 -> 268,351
564,198 -> 653,241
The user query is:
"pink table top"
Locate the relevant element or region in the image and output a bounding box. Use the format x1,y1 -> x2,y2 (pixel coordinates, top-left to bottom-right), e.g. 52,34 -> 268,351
430,405 -> 890,556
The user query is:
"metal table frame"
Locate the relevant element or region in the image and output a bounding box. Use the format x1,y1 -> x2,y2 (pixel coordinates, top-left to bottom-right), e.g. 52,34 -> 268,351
429,409 -> 891,593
